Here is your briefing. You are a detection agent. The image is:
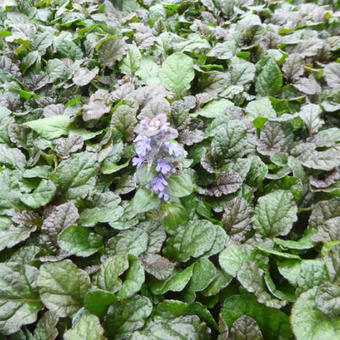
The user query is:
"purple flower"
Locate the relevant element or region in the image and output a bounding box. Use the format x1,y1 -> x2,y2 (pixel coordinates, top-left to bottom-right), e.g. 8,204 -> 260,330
158,191 -> 170,201
135,137 -> 152,157
165,142 -> 183,157
156,161 -> 171,175
151,176 -> 168,193
132,157 -> 144,167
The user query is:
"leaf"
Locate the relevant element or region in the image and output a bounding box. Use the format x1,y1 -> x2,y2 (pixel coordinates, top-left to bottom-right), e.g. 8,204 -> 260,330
300,104 -> 324,135
30,311 -> 59,340
0,263 -> 42,335
111,104 -> 137,141
0,223 -> 35,252
166,171 -> 195,197
207,170 -> 243,197
23,115 -> 70,140
282,53 -> 304,81
298,146 -> 340,171
119,44 -> 141,77
64,314 -> 106,340
219,244 -> 268,277
94,254 -> 129,293
131,188 -> 159,214
38,260 -> 91,317
315,282 -> 340,318
324,62 -> 340,88
237,262 -> 286,309
230,315 -> 263,340
278,259 -> 329,294
98,38 -> 127,68
291,287 -> 340,340
55,135 -> 84,159
141,253 -> 175,280
253,190 -> 298,237
256,121 -> 285,156
58,226 -> 103,257
84,289 -> 117,319
211,120 -> 247,160
159,52 -> 194,96
194,99 -> 234,118
82,89 -> 112,122
46,59 -> 66,81
222,197 -> 253,242
132,315 -> 211,339
135,57 -> 160,85
256,58 -> 283,96
51,152 -> 98,199
222,294 -> 292,340
149,265 -> 194,295
73,67 -> 99,86
0,144 -> 26,170
20,179 -> 56,209
229,57 -> 256,85
106,228 -> 148,257
117,255 -> 145,299
245,97 -> 276,121
164,220 -> 216,262
294,76 -> 321,95
103,295 -> 152,339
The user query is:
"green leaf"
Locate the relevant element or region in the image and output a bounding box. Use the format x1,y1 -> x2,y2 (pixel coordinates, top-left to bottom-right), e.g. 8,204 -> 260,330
64,314 -> 106,340
219,244 -> 268,277
255,58 -> 283,96
131,188 -> 159,214
159,52 -> 194,96
160,202 -> 188,234
230,315 -> 263,340
164,220 -> 216,262
84,289 -> 117,319
51,152 -> 98,199
117,255 -> 145,299
135,57 -> 160,85
20,179 -> 56,209
300,104 -> 324,135
38,260 -> 91,317
0,223 -> 35,252
94,254 -> 129,293
298,146 -> 340,171
46,59 -> 66,81
253,190 -> 298,237
58,226 -> 103,257
166,171 -> 194,197
194,99 -> 234,118
119,44 -> 141,77
97,38 -> 127,68
23,115 -> 70,140
315,282 -> 340,318
245,97 -> 276,121
229,57 -> 256,85
0,263 -> 42,335
222,294 -> 292,340
29,311 -> 59,340
291,287 -> 340,340
237,262 -> 286,309
132,315 -> 211,340
324,62 -> 340,88
103,295 -> 152,339
149,265 -> 194,295
0,144 -> 26,170
278,259 -> 329,294
211,120 -> 247,160
107,228 -> 148,257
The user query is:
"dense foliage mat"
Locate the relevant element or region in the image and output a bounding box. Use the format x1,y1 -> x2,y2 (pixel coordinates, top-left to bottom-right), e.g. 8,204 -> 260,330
0,0 -> 339,339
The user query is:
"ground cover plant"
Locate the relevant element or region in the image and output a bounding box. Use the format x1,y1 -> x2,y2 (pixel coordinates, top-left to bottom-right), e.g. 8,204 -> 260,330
0,0 -> 339,338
